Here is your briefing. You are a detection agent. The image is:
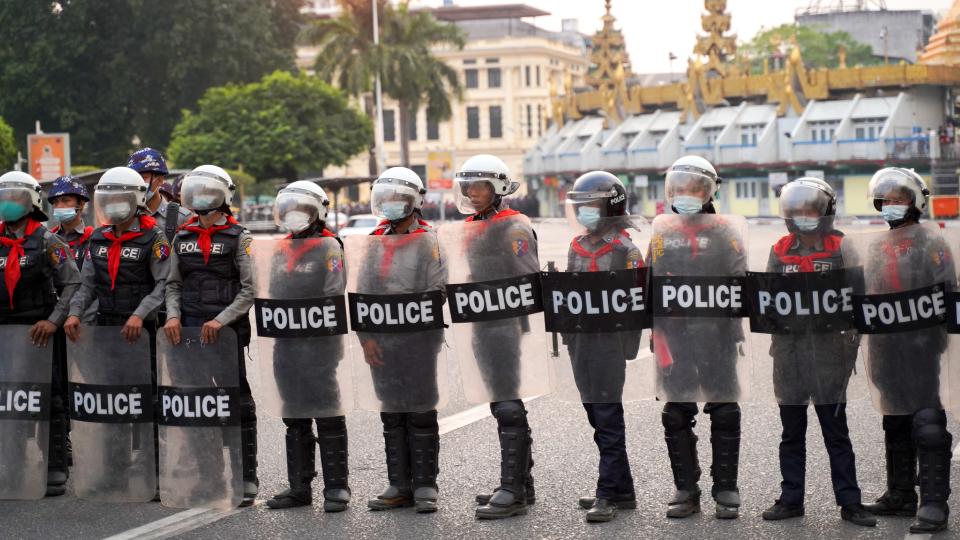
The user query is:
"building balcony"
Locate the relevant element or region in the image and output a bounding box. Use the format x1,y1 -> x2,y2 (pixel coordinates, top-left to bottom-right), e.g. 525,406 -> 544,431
718,143 -> 758,164
792,140 -> 835,162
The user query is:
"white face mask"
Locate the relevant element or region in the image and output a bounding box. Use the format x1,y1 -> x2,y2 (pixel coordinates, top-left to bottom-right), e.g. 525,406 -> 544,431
105,203 -> 132,221
791,216 -> 821,234
382,201 -> 409,221
283,211 -> 311,234
882,205 -> 910,223
673,195 -> 703,214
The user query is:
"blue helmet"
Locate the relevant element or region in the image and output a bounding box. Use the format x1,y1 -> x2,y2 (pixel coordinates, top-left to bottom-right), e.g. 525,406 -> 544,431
47,175 -> 90,203
127,147 -> 168,175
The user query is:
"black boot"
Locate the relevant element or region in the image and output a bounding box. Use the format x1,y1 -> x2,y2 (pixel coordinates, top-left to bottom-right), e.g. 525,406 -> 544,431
45,396 -> 69,497
663,406 -> 701,518
911,410 -> 951,534
865,440 -> 918,516
317,417 -> 350,512
475,450 -> 535,506
239,396 -> 259,507
409,416 -> 440,513
267,424 -> 316,509
710,403 -> 741,519
476,425 -> 532,519
368,415 -> 413,510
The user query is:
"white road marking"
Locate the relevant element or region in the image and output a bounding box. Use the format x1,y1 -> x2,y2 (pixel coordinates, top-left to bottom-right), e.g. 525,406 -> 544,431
952,441 -> 960,462
105,397 -> 542,539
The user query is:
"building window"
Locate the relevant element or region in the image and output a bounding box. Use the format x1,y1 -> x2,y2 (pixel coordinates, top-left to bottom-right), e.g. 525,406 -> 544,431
856,127 -> 865,139
467,107 -> 480,139
408,110 -> 417,141
411,165 -> 426,181
525,66 -> 531,87
427,120 -> 439,141
488,68 -> 501,88
383,110 -> 395,142
735,181 -> 758,199
465,69 -> 478,89
537,104 -> 542,137
526,104 -> 532,138
740,124 -> 763,146
646,183 -> 662,200
852,117 -> 886,140
536,65 -> 540,86
463,59 -> 477,65
704,127 -> 723,146
486,58 -> 499,64
490,106 -> 502,138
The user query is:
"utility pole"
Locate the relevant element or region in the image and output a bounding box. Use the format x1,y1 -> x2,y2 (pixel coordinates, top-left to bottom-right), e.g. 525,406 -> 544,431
373,0 -> 386,175
669,52 -> 677,82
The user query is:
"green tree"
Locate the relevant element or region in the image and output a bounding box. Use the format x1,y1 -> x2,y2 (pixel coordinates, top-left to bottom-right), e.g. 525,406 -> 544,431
307,1 -> 465,168
0,116 -> 15,171
737,24 -> 880,74
0,0 -> 300,167
168,71 -> 373,183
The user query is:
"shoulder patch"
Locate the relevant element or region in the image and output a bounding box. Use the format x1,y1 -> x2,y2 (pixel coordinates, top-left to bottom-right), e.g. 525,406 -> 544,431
933,246 -> 951,267
48,243 -> 69,264
324,249 -> 342,274
241,237 -> 253,258
434,245 -> 443,264
730,237 -> 743,255
626,253 -> 643,269
153,238 -> 170,261
509,230 -> 529,257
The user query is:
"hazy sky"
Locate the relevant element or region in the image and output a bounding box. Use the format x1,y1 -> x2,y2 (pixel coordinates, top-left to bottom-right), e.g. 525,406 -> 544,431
416,0 -> 957,72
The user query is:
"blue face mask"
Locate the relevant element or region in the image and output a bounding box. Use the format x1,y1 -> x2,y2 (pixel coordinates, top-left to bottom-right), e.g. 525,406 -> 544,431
382,201 -> 409,221
791,216 -> 820,234
882,205 -> 910,223
673,195 -> 703,215
577,207 -> 602,231
0,201 -> 27,223
53,208 -> 78,223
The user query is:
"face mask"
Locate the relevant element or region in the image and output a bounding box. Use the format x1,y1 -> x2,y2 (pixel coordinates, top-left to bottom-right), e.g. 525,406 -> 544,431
191,195 -> 217,209
673,195 -> 703,215
145,187 -> 157,202
791,216 -> 820,234
53,208 -> 78,223
283,211 -> 311,234
0,201 -> 27,223
882,205 -> 910,223
576,207 -> 602,231
382,201 -> 409,221
105,203 -> 132,221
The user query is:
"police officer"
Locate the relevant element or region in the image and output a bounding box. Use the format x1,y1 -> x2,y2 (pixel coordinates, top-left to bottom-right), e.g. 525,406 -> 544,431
650,156 -> 744,519
0,171 -> 81,497
64,166 -> 171,499
562,171 -> 641,522
860,168 -> 954,534
128,148 -> 192,243
360,167 -> 445,513
162,165 -> 259,507
759,178 -> 875,526
265,181 -> 351,512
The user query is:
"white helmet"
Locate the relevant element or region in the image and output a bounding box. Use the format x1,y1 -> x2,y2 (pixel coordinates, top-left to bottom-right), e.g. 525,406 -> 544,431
664,155 -> 721,208
370,167 -> 426,222
181,165 -> 236,213
94,167 -> 148,226
454,154 -> 519,214
274,180 -> 330,234
868,167 -> 929,216
0,171 -> 45,223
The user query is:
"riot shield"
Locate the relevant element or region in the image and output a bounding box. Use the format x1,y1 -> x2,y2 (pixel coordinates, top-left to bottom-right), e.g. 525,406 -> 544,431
745,216 -> 868,405
345,233 -> 450,413
845,221 -> 955,416
438,214 -> 555,404
68,327 -> 155,502
649,214 -> 750,403
0,325 -> 52,500
536,216 -> 654,403
157,327 -> 243,509
943,226 -> 960,421
251,238 -> 353,419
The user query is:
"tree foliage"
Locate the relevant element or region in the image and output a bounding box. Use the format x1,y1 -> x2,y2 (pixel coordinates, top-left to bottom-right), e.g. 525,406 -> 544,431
0,0 -> 300,167
738,24 -> 881,74
0,116 -> 15,171
168,71 -> 373,183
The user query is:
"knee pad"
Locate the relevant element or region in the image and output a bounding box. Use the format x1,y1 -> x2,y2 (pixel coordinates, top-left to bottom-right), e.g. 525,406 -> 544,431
709,403 -> 741,433
407,410 -> 438,430
239,394 -> 257,425
380,412 -> 405,430
315,415 -> 346,432
661,403 -> 691,432
913,409 -> 951,450
492,400 -> 527,428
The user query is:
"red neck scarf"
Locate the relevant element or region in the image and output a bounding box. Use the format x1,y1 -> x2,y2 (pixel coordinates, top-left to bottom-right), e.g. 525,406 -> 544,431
463,209 -> 521,250
879,239 -> 913,292
103,216 -> 157,290
773,233 -> 841,273
53,225 -> 94,251
373,220 -> 429,278
671,221 -> 718,260
571,237 -> 622,271
281,230 -> 337,274
181,215 -> 238,264
0,219 -> 42,308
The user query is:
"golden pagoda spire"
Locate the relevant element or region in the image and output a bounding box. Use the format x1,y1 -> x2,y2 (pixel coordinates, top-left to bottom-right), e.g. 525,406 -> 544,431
694,0 -> 737,76
586,0 -> 632,89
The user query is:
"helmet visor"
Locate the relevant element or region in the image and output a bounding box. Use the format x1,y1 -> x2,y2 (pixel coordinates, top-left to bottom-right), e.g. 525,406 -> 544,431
0,186 -> 35,223
565,198 -> 612,234
274,192 -> 322,228
868,171 -> 920,207
371,182 -> 417,220
453,177 -> 496,215
664,170 -> 716,205
181,176 -> 228,211
94,189 -> 139,226
779,182 -> 832,219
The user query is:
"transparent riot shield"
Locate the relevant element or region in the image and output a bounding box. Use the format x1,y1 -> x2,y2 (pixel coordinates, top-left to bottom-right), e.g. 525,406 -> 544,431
68,327 -> 155,502
649,214 -> 750,403
157,327 -> 242,509
0,326 -> 52,500
345,233 -> 450,413
845,221 -> 955,416
251,238 -> 354,419
746,216 -> 868,405
536,216 -> 654,403
944,227 -> 960,421
438,214 -> 555,404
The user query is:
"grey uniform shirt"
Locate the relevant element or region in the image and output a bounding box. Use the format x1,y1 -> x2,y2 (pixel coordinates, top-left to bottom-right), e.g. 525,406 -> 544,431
148,198 -> 193,234
164,215 -> 255,326
53,221 -> 98,324
3,222 -> 81,326
566,228 -> 643,272
68,216 -> 170,321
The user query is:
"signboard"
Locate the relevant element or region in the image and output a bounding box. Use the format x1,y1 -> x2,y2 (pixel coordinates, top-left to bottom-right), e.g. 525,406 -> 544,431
768,172 -> 788,190
28,134 -> 70,182
427,151 -> 454,192
804,170 -> 825,180
634,175 -> 649,187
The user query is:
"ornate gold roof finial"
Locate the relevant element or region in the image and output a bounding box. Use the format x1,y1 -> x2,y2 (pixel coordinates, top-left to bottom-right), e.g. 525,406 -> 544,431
586,0 -> 632,89
838,43 -> 847,69
695,0 -> 737,76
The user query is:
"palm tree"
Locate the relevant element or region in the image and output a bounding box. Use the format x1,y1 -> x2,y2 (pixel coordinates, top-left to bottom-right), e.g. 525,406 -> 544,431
306,1 -> 465,169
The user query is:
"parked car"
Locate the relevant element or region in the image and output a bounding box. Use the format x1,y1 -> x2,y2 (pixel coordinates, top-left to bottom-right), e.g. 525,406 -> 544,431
337,214 -> 380,237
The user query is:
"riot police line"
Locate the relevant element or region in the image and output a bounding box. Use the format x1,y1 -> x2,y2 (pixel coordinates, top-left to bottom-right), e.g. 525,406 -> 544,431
0,150 -> 956,533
